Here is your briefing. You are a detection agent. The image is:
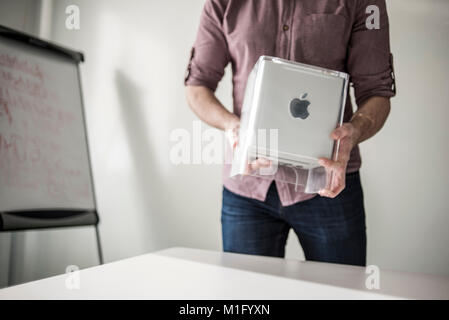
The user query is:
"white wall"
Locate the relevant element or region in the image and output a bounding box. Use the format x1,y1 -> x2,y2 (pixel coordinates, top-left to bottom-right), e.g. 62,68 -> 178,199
363,0 -> 449,275
47,0 -> 225,261
0,0 -> 448,288
0,0 -> 40,33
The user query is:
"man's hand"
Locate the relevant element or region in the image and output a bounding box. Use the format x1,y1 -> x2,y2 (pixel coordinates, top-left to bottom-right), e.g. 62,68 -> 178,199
317,97 -> 391,198
317,123 -> 360,198
224,115 -> 240,150
225,116 -> 272,174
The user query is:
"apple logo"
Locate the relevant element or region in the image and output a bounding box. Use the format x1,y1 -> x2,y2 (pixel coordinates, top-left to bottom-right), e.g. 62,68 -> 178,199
290,93 -> 311,119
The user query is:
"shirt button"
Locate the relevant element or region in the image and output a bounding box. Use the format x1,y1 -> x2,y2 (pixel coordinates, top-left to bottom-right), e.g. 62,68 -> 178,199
283,24 -> 289,31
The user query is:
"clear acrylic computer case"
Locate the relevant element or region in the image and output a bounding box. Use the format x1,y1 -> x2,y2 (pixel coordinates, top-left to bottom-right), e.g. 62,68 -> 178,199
230,56 -> 349,193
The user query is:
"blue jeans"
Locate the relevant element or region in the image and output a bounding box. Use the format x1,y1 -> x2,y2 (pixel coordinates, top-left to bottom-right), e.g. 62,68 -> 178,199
221,171 -> 367,266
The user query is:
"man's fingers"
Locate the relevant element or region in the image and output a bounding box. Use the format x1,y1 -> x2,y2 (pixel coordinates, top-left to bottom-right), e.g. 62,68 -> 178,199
318,188 -> 337,198
330,179 -> 345,195
249,158 -> 271,170
337,137 -> 352,160
319,183 -> 344,198
317,159 -> 346,198
244,158 -> 271,174
318,157 -> 339,169
331,124 -> 352,140
317,124 -> 353,198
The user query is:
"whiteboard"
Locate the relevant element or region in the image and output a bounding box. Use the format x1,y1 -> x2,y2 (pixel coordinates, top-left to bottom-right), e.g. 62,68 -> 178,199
0,36 -> 95,212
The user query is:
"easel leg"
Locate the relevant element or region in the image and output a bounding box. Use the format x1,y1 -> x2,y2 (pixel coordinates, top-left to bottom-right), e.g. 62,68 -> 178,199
7,232 -> 17,287
94,225 -> 104,265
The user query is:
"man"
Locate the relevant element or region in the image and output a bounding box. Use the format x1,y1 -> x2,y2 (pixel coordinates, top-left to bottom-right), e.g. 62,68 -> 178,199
185,0 -> 395,266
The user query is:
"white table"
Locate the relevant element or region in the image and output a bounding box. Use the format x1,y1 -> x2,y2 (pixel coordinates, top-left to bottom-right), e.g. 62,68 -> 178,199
0,247 -> 448,299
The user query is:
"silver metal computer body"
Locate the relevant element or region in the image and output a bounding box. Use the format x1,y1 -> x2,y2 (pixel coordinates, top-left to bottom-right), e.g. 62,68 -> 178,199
240,56 -> 349,169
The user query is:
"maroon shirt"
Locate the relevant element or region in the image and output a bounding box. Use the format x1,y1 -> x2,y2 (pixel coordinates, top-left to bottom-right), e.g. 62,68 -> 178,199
185,0 -> 396,205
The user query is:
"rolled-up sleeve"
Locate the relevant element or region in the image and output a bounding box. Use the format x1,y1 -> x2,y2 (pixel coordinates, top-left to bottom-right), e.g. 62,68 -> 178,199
184,0 -> 230,92
347,0 -> 396,107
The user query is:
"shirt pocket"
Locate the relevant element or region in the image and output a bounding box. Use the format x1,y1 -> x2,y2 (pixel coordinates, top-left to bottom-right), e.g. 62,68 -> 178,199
299,14 -> 348,67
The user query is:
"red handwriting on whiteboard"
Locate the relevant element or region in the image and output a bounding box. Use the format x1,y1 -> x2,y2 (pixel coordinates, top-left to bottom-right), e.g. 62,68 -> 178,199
0,53 -> 44,82
0,87 -> 12,125
0,54 -> 90,200
0,69 -> 47,99
0,130 -> 90,198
